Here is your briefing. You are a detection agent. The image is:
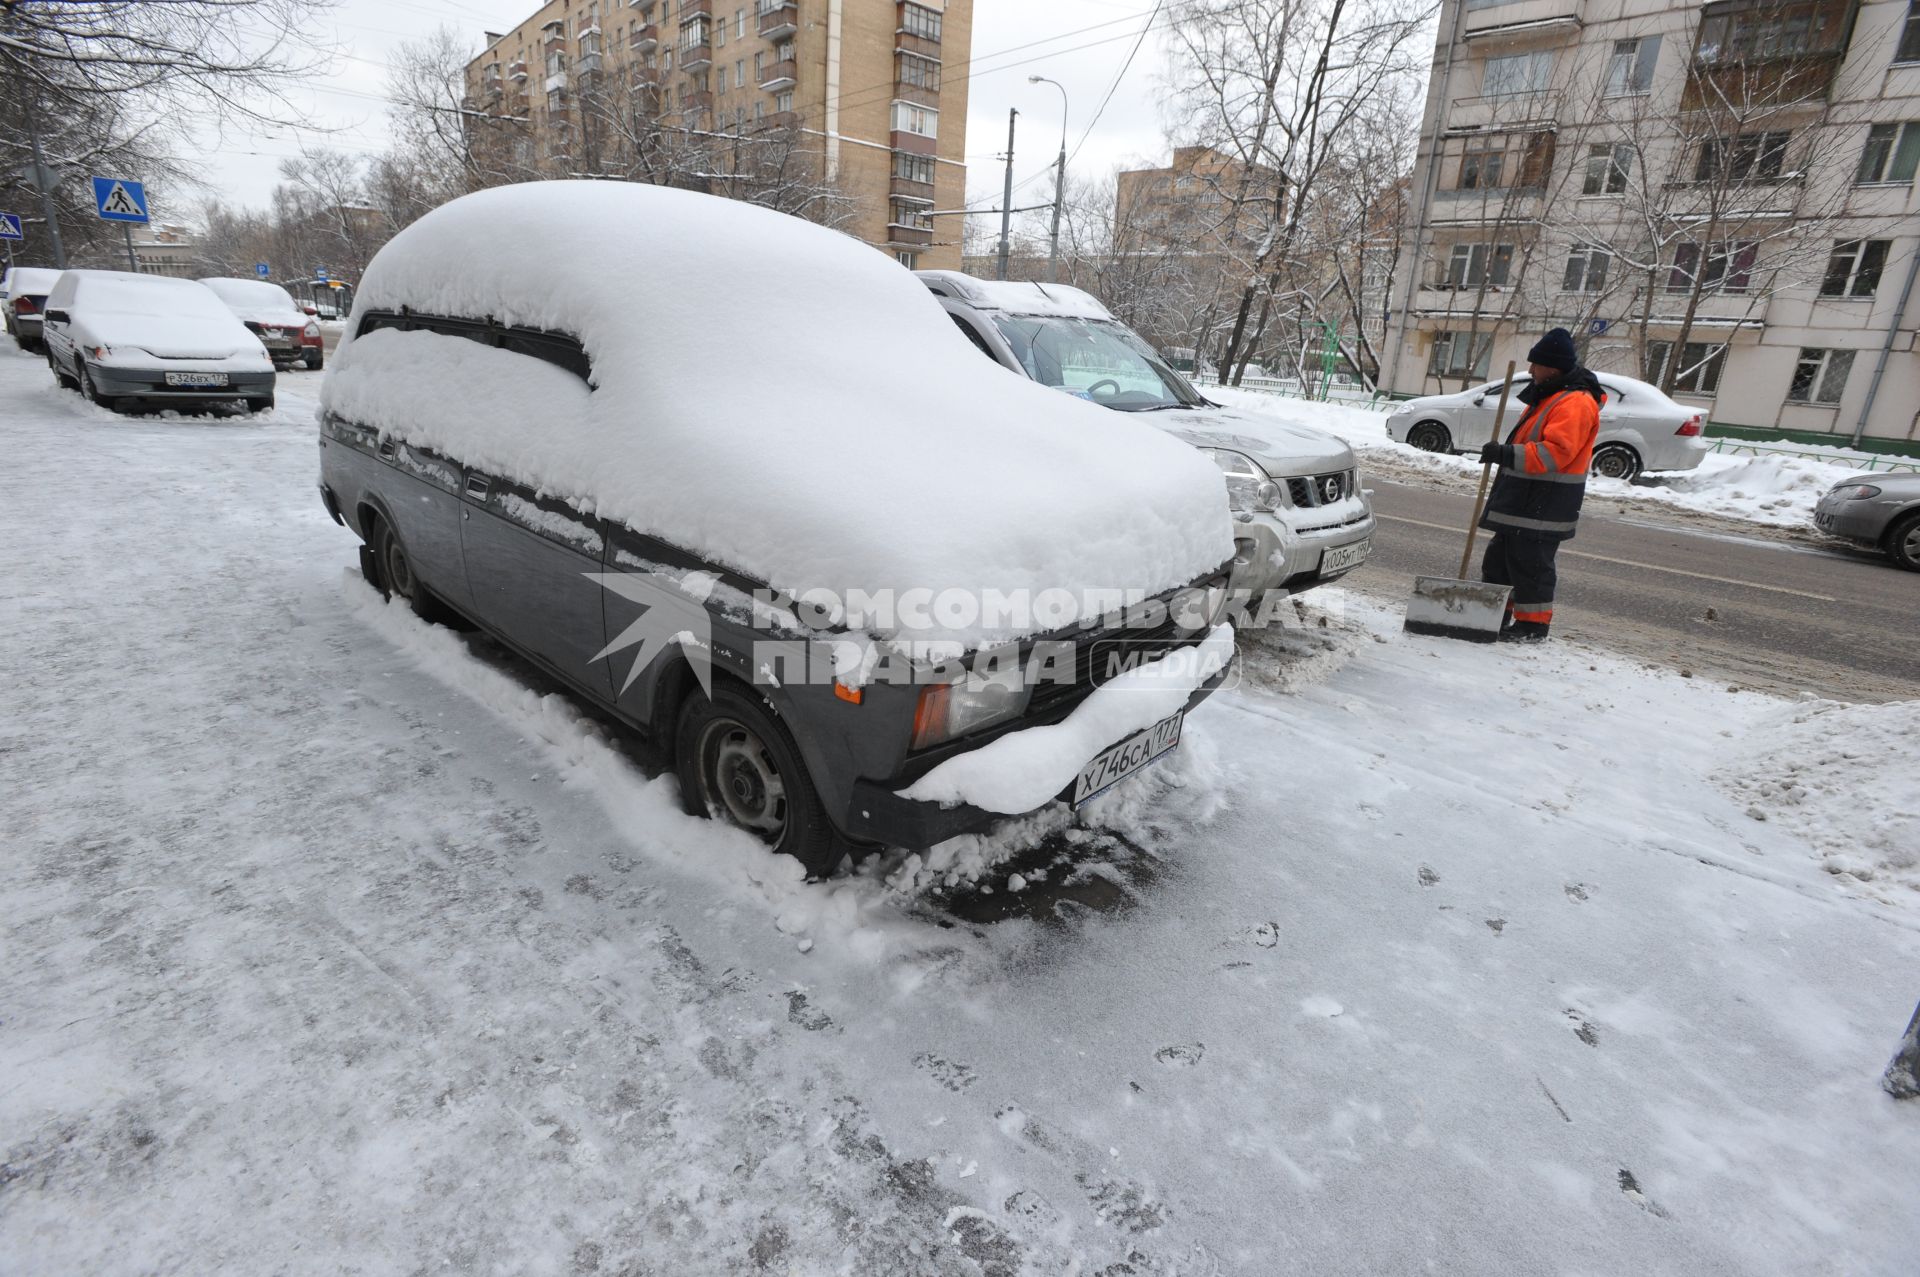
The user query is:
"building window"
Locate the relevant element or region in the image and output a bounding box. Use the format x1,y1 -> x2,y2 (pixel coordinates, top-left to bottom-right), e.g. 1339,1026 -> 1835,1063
1604,37 -> 1660,95
1695,131 -> 1789,182
1459,136 -> 1503,189
1647,340 -> 1726,394
891,101 -> 937,137
1820,239 -> 1891,297
681,17 -> 709,50
894,249 -> 919,267
754,50 -> 765,76
1669,241 -> 1756,293
901,3 -> 942,41
735,58 -> 746,87
892,151 -> 935,184
775,89 -> 793,113
1429,330 -> 1493,378
753,99 -> 765,122
1582,142 -> 1634,194
1855,122 -> 1920,184
1563,246 -> 1611,293
714,14 -> 726,45
1900,0 -> 1920,62
1482,50 -> 1552,97
1787,348 -> 1854,404
899,52 -> 941,91
1441,243 -> 1514,288
547,50 -> 567,76
889,200 -> 932,231
737,8 -> 747,40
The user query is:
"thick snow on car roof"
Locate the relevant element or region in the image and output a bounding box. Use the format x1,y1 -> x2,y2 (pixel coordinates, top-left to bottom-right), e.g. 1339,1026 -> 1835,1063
4,267 -> 63,296
201,277 -> 303,318
916,270 -> 1114,320
58,270 -> 236,322
325,182 -> 1232,651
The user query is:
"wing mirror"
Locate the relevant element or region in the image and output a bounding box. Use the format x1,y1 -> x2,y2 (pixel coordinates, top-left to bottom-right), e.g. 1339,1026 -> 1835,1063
43,308 -> 69,323
1472,395 -> 1485,407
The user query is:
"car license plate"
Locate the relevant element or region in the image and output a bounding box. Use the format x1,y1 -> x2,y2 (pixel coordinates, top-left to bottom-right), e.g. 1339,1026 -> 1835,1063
1073,712 -> 1183,808
164,372 -> 229,387
1321,539 -> 1371,574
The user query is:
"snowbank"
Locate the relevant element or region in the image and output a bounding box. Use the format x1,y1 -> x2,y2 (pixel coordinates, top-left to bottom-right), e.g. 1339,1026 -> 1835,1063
325,182 -> 1233,652
1717,698 -> 1920,900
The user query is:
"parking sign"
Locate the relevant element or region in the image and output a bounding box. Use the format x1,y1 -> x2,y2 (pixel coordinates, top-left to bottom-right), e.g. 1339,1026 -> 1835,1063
255,262 -> 270,278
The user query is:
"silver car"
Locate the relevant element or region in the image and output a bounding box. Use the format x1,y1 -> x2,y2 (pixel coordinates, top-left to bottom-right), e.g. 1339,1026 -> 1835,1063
918,271 -> 1375,597
1385,371 -> 1711,480
1813,471 -> 1920,571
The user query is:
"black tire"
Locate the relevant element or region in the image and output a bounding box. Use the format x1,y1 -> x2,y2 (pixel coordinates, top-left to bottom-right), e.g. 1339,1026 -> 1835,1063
51,348 -> 78,389
245,395 -> 275,413
77,361 -> 119,412
303,352 -> 323,371
367,514 -> 455,625
675,683 -> 838,876
1407,420 -> 1453,453
1885,511 -> 1920,572
1590,442 -> 1642,482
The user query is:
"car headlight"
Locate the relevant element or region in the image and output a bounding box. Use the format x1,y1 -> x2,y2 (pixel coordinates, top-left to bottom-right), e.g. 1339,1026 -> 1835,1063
1831,483 -> 1881,500
305,321 -> 321,338
1204,448 -> 1281,513
911,668 -> 1031,750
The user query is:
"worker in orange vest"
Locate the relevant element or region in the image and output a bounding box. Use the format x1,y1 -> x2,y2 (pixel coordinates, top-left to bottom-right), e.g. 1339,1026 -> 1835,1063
1477,327 -> 1605,644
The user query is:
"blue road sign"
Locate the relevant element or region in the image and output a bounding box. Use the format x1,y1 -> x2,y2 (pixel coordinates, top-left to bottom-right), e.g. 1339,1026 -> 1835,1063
91,176 -> 150,224
255,263 -> 270,278
315,269 -> 329,283
1589,318 -> 1609,336
0,214 -> 22,241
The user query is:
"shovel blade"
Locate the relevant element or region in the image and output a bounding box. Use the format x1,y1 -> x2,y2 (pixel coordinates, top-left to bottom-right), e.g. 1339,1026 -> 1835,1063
1404,576 -> 1512,643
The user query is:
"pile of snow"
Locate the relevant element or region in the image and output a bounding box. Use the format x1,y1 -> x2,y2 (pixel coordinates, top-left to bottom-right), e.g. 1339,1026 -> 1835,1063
325,182 -> 1232,652
1717,698 -> 1920,899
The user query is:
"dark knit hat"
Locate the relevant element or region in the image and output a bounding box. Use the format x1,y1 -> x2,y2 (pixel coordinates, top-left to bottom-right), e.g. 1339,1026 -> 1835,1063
1527,327 -> 1578,373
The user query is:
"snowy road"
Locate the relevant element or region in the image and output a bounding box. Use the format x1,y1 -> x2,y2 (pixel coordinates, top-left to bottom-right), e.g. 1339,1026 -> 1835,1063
4,347 -> 1917,1275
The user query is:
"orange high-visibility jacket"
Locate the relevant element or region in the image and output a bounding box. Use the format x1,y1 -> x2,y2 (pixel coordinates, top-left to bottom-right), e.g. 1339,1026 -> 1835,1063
1479,368 -> 1605,540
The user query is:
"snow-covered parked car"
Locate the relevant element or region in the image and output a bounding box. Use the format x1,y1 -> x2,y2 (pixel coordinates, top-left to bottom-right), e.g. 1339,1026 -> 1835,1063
918,272 -> 1376,596
1385,371 -> 1709,480
200,276 -> 325,370
40,271 -> 275,413
2,266 -> 63,351
319,181 -> 1237,876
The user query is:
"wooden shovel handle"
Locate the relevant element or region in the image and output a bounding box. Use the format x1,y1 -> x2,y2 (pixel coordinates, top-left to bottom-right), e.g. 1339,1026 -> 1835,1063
1458,360 -> 1518,579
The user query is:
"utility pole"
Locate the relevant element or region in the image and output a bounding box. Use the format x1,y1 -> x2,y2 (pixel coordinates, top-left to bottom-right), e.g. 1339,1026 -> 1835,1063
1029,76 -> 1069,284
995,108 -> 1017,282
4,5 -> 67,268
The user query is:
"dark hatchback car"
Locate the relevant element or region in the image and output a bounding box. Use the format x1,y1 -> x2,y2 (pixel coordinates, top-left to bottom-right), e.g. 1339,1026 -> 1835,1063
318,182 -> 1238,876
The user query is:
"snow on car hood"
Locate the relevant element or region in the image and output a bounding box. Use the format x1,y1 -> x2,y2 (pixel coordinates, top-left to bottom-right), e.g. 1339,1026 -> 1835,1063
91,312 -> 262,360
1161,404 -> 1355,475
324,182 -> 1234,652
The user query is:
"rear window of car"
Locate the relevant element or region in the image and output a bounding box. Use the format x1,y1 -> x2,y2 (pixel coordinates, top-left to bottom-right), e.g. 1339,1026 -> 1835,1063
357,310 -> 592,383
75,276 -> 233,322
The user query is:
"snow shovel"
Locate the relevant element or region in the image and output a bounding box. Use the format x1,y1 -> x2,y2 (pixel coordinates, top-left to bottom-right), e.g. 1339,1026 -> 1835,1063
1403,361 -> 1518,643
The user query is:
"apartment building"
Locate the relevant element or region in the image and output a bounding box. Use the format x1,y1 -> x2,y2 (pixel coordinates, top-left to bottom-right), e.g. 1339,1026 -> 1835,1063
1114,146 -> 1280,257
466,0 -> 972,270
1385,0 -> 1920,443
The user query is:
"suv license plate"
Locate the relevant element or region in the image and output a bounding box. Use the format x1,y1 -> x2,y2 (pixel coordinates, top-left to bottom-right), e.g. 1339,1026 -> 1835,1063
165,372 -> 229,387
1322,540 -> 1371,574
1073,712 -> 1183,808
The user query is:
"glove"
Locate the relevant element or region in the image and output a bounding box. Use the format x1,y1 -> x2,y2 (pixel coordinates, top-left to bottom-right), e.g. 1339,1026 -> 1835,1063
1478,442 -> 1505,466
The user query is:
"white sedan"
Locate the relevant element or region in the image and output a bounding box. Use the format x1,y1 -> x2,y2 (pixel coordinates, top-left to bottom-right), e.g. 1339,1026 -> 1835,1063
1385,371 -> 1710,480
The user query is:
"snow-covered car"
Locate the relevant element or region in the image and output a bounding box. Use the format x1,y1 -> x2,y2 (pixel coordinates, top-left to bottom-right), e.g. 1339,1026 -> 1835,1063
1385,371 -> 1709,480
319,181 -> 1237,876
200,277 -> 324,370
40,271 -> 275,413
2,266 -> 63,351
918,272 -> 1376,596
1813,471 -> 1920,571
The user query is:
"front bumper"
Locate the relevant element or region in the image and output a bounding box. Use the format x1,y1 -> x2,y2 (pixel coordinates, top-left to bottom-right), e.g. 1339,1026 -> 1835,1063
1228,507 -> 1377,595
840,660 -> 1234,849
91,365 -> 276,401
1813,494 -> 1889,542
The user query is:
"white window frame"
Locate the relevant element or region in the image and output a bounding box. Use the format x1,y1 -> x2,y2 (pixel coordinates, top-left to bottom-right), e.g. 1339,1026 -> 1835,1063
891,100 -> 938,138
1786,347 -> 1854,405
1483,50 -> 1552,97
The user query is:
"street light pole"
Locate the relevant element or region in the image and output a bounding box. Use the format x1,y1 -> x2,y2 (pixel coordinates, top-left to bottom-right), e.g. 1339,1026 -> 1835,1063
996,108 -> 1018,281
1029,76 -> 1069,284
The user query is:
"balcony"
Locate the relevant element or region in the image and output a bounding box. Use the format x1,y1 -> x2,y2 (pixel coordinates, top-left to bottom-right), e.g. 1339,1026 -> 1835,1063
1461,0 -> 1582,41
894,80 -> 937,109
764,109 -> 800,129
890,129 -> 936,156
680,40 -> 713,69
1683,50 -> 1844,109
630,23 -> 658,51
545,71 -> 568,93
889,175 -> 934,201
886,223 -> 934,248
681,89 -> 714,115
758,2 -> 798,37
507,59 -> 529,81
680,0 -> 713,17
1683,0 -> 1851,109
757,58 -> 797,89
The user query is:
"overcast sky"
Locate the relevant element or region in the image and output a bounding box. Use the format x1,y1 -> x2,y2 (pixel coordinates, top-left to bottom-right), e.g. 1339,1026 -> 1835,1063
196,0 -> 1176,233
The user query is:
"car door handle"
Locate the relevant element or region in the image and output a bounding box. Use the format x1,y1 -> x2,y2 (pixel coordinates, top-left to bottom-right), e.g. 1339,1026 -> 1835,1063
464,476 -> 490,499
378,439 -> 396,457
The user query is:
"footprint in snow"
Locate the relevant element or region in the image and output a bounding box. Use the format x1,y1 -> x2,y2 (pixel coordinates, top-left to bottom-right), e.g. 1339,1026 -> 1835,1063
1565,1010 -> 1600,1047
1486,918 -> 1507,935
785,991 -> 833,1032
1154,1043 -> 1204,1067
912,1052 -> 977,1092
1617,1168 -> 1672,1218
1564,883 -> 1593,902
1417,865 -> 1440,887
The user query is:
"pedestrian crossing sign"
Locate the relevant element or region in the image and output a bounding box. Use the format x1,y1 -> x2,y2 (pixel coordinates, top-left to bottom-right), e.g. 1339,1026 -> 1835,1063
91,177 -> 150,224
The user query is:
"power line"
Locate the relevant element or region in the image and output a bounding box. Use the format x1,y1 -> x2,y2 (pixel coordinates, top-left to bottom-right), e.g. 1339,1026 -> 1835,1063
1068,0 -> 1164,168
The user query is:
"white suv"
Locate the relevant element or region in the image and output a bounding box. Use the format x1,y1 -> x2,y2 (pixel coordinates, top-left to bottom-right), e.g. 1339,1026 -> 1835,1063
919,271 -> 1375,597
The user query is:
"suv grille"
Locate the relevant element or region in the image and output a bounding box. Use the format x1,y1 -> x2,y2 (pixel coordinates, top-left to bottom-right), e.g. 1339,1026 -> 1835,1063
1027,613 -> 1206,713
1287,470 -> 1355,508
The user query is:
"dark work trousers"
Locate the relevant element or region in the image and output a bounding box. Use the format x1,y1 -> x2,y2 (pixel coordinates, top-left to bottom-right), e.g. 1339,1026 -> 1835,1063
1481,532 -> 1560,625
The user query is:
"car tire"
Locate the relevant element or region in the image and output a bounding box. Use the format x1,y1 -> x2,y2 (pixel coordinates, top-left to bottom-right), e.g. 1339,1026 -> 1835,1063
675,683 -> 839,877
1590,442 -> 1642,482
303,353 -> 323,371
1407,420 -> 1453,453
78,362 -> 119,412
1885,511 -> 1920,572
245,394 -> 275,414
367,513 -> 456,626
50,348 -> 78,389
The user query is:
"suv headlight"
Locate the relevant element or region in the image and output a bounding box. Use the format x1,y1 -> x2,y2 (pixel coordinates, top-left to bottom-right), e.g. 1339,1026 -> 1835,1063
911,669 -> 1031,750
1204,448 -> 1281,513
1831,483 -> 1881,500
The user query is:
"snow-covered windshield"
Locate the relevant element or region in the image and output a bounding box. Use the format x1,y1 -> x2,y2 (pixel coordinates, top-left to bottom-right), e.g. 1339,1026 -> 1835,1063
989,315 -> 1204,411
83,277 -> 236,322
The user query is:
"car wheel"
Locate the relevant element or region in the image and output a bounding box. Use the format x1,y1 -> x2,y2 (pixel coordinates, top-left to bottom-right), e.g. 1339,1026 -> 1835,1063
1407,420 -> 1453,453
1885,511 -> 1920,572
51,349 -> 78,389
1590,442 -> 1642,482
246,394 -> 275,413
676,684 -> 838,877
303,353 -> 323,371
78,362 -> 119,412
368,514 -> 454,625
